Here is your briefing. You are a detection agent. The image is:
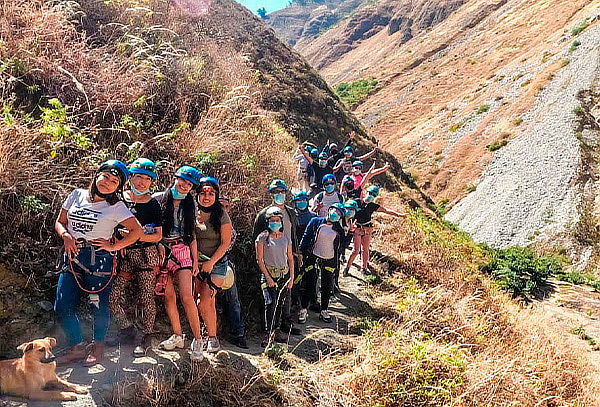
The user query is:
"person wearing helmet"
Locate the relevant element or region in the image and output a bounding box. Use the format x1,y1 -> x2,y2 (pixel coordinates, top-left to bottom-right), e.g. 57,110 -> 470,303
306,147 -> 318,187
194,176 -> 232,354
293,144 -> 312,191
344,185 -> 408,276
256,206 -> 297,346
109,158 -> 163,357
333,140 -> 377,183
340,199 -> 359,275
154,165 -> 204,362
349,160 -> 390,198
216,196 -> 248,349
301,147 -> 334,193
253,179 -> 299,260
298,203 -> 346,323
322,130 -> 356,168
54,160 -> 143,366
313,174 -> 343,218
341,175 -> 361,200
290,191 -> 316,309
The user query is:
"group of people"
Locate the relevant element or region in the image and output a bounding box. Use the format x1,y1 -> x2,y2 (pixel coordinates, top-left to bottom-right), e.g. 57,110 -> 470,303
52,134 -> 406,365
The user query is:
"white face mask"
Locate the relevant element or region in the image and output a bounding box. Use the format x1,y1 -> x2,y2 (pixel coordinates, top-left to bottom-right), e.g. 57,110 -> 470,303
319,159 -> 328,167
353,168 -> 362,175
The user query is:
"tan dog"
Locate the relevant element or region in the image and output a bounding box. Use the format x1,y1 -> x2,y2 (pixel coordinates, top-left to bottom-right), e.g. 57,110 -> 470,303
0,337 -> 88,401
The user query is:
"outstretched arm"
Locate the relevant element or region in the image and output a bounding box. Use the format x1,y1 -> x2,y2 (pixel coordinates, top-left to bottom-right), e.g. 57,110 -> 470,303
358,148 -> 377,161
299,145 -> 314,164
377,206 -> 408,218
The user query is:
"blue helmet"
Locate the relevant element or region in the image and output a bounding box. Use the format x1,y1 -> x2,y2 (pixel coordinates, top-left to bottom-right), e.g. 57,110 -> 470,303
292,191 -> 309,201
342,176 -> 355,189
352,160 -> 364,168
309,148 -> 319,159
366,185 -> 380,196
343,146 -> 353,154
322,174 -> 336,185
175,165 -> 202,186
98,160 -> 129,186
344,199 -> 359,211
129,158 -> 157,179
199,176 -> 219,187
268,179 -> 288,192
318,152 -> 329,159
329,202 -> 346,216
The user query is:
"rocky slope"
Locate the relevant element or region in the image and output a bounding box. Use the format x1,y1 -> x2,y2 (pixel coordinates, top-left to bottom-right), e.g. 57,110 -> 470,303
271,0 -> 600,253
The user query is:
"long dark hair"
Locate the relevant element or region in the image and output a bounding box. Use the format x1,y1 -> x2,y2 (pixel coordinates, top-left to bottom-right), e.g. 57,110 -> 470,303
159,187 -> 196,245
197,181 -> 223,231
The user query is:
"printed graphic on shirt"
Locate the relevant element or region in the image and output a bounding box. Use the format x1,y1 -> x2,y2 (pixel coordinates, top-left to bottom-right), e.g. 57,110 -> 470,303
68,206 -> 102,235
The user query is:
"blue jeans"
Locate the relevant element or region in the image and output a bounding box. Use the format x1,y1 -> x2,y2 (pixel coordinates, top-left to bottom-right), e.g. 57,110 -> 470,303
221,261 -> 245,338
54,247 -> 114,345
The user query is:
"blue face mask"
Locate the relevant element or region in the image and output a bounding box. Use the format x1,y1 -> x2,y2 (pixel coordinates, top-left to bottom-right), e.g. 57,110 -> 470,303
364,194 -> 375,203
295,200 -> 308,210
273,192 -> 286,205
131,185 -> 149,195
268,221 -> 282,232
324,184 -> 335,193
171,186 -> 187,200
328,210 -> 341,223
345,209 -> 356,218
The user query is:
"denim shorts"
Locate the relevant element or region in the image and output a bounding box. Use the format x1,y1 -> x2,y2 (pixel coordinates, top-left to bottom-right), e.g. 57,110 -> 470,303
210,257 -> 229,278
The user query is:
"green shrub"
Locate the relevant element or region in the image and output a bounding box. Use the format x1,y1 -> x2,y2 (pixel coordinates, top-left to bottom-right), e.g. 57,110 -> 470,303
487,139 -> 508,151
40,98 -> 92,158
194,151 -> 218,171
481,247 -> 562,297
571,19 -> 590,36
569,40 -> 581,52
465,184 -> 476,193
476,104 -> 490,114
334,78 -> 378,108
573,105 -> 584,116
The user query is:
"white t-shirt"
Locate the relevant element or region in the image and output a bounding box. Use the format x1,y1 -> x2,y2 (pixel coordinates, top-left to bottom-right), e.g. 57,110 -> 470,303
62,189 -> 133,240
312,224 -> 337,260
315,192 -> 342,218
293,153 -> 309,171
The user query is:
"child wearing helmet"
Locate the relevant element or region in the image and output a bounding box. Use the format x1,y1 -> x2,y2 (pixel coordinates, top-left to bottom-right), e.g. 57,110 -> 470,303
194,176 -> 233,354
300,147 -> 334,193
313,174 -> 343,218
54,160 -> 144,366
298,203 -> 346,323
255,206 -> 296,346
154,165 -> 205,362
333,137 -> 377,183
109,158 -> 163,357
344,185 -> 408,276
291,191 -> 316,308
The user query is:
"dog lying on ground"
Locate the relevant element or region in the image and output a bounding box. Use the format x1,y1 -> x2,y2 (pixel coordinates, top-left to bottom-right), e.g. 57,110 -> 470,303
0,337 -> 88,401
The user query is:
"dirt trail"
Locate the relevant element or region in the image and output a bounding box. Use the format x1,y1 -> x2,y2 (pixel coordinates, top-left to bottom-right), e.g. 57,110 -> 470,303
0,270 -> 374,407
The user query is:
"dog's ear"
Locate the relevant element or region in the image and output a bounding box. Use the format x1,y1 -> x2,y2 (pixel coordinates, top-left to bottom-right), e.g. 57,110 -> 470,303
44,337 -> 57,348
17,342 -> 34,353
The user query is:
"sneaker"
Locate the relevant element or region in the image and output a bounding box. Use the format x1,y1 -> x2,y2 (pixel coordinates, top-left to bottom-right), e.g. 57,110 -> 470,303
343,268 -> 350,277
133,332 -> 148,358
229,336 -> 249,349
159,334 -> 185,351
206,336 -> 221,353
190,338 -> 204,362
319,310 -> 332,323
360,268 -> 369,275
298,308 -> 308,324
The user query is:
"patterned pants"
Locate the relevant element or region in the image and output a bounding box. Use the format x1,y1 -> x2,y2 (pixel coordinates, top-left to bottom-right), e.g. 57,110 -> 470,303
109,245 -> 160,334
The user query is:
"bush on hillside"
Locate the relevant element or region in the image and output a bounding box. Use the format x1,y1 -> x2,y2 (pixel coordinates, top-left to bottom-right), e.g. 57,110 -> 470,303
334,78 -> 378,108
480,246 -> 562,297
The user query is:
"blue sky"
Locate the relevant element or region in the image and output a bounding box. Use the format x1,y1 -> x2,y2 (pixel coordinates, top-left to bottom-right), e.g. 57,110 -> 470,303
235,0 -> 290,14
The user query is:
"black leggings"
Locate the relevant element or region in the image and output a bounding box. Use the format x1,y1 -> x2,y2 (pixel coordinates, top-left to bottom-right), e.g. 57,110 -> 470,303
262,275 -> 291,332
301,255 -> 336,311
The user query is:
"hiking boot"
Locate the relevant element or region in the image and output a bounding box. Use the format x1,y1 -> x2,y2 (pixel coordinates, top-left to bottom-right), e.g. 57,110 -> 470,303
107,326 -> 136,347
83,342 -> 105,367
319,310 -> 332,323
159,334 -> 185,351
298,308 -> 308,324
56,342 -> 87,365
206,337 -> 221,353
190,338 -> 204,362
280,324 -> 301,336
229,336 -> 249,349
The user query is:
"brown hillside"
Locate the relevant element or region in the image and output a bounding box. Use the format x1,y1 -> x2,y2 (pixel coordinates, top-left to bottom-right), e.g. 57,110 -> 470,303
289,0 -> 599,203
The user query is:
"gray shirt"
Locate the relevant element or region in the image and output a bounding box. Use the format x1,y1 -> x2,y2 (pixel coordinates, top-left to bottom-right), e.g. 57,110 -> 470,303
256,231 -> 290,269
312,224 -> 337,260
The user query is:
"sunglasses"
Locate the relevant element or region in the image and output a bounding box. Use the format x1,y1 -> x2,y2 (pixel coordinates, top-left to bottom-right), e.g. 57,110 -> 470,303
324,182 -> 336,186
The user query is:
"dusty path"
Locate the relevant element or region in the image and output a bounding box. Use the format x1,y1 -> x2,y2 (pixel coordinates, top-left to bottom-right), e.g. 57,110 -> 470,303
0,269 -> 374,407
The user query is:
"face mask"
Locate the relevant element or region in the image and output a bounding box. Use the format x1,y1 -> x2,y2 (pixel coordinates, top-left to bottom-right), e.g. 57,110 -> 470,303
345,209 -> 356,218
273,193 -> 286,205
268,221 -> 282,232
344,152 -> 353,158
131,185 -> 149,195
319,159 -> 328,167
353,168 -> 362,175
171,186 -> 187,200
328,210 -> 341,223
295,200 -> 308,210
364,194 -> 375,203
324,184 -> 335,193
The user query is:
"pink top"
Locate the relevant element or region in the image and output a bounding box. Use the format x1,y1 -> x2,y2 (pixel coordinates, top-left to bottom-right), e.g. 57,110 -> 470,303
350,173 -> 365,190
